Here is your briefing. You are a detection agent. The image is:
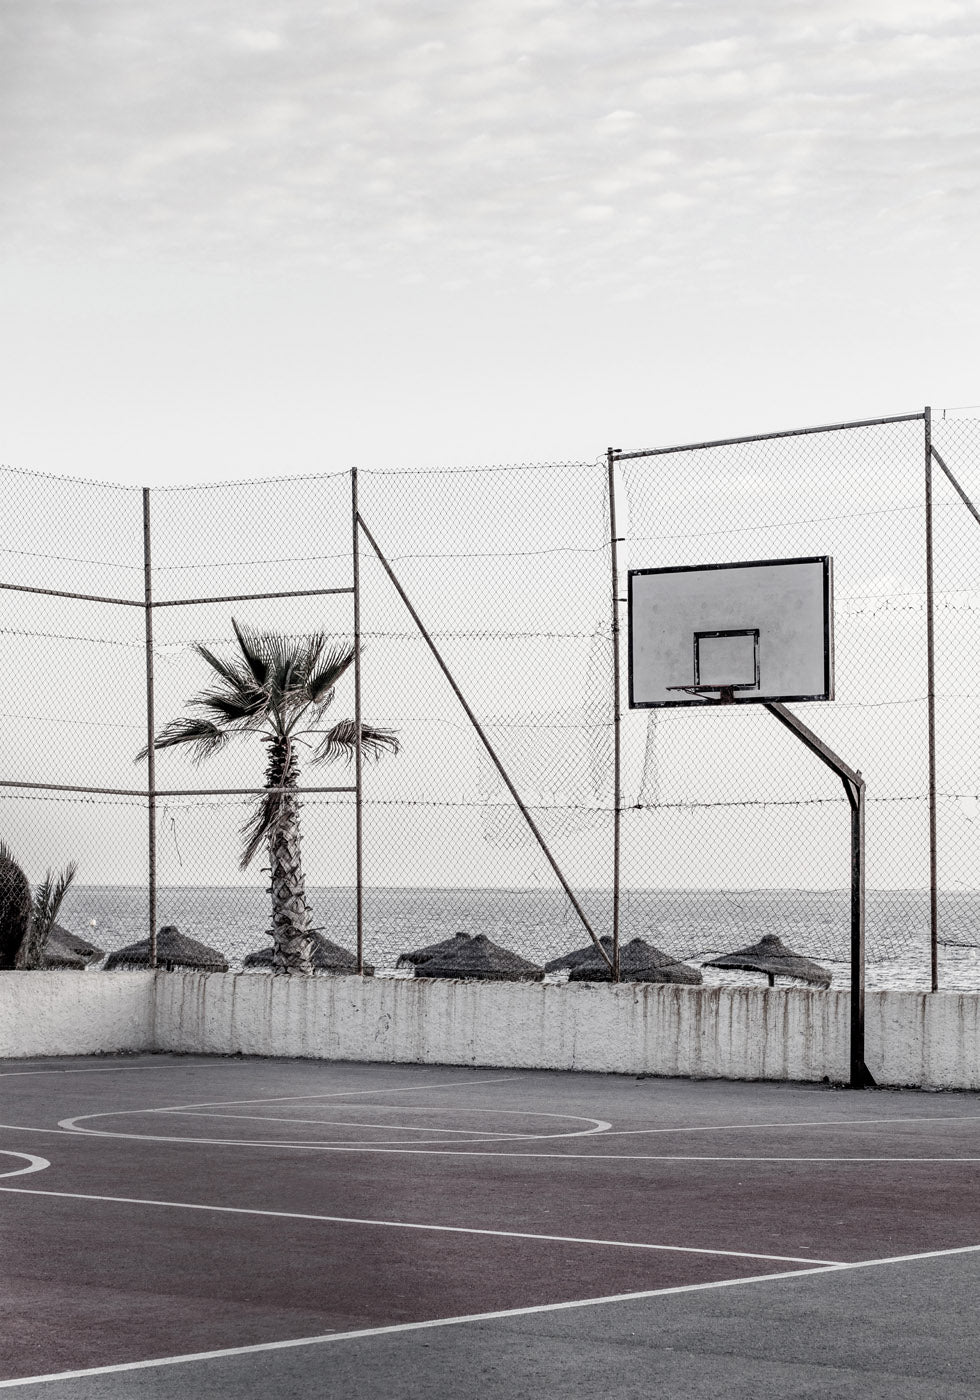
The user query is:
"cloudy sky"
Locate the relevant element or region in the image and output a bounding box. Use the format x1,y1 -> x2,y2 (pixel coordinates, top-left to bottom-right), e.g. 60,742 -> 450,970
2,0 -> 978,484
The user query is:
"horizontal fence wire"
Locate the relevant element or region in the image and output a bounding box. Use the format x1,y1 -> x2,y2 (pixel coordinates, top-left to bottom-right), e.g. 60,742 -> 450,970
2,419 -> 980,991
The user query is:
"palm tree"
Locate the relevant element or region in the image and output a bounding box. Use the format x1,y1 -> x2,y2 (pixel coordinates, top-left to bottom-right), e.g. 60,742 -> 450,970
15,858 -> 78,970
138,619 -> 398,975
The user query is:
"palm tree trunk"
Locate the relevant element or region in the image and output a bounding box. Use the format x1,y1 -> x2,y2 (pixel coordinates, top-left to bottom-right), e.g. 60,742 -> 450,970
265,739 -> 314,976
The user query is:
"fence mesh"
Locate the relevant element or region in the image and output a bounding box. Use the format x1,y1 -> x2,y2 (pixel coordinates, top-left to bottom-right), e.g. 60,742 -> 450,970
3,411 -> 980,988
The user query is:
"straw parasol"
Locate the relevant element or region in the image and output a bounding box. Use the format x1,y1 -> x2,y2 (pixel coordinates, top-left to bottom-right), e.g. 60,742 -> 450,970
544,936 -> 613,973
243,931 -> 371,975
703,934 -> 831,987
396,931 -> 474,969
412,932 -> 543,982
104,925 -> 229,972
43,922 -> 104,970
568,936 -> 702,985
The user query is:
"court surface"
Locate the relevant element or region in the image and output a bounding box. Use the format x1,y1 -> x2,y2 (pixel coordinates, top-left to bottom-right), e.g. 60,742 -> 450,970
1,1055 -> 977,1398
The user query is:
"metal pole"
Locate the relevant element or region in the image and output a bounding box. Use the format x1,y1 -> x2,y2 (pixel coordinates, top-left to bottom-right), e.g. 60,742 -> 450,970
924,407 -> 939,992
931,445 -> 980,531
847,778 -> 867,1089
764,701 -> 872,1088
352,468 -> 365,974
357,511 -> 612,969
607,449 -> 622,981
142,488 -> 157,969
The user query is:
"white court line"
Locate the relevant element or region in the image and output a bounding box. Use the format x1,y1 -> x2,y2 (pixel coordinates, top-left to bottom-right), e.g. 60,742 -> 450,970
41,1118 -> 980,1162
0,1064 -> 240,1079
61,1104 -> 612,1147
173,1111 -> 530,1138
2,1117 -> 978,1162
0,1183 -> 838,1266
0,1153 -> 49,1179
599,1112 -> 980,1138
141,1074 -> 523,1113
2,1242 -> 978,1391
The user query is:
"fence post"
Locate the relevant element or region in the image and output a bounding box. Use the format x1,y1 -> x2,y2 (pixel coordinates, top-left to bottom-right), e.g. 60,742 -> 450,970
142,488 -> 157,968
352,468 -> 364,974
607,449 -> 622,981
924,406 -> 939,992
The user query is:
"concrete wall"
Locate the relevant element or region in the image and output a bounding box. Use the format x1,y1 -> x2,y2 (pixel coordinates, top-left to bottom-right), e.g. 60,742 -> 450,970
0,971 -> 155,1059
151,974 -> 853,1083
2,971 -> 978,1089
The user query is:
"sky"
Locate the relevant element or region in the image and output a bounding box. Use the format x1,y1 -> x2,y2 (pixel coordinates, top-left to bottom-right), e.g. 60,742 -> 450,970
2,0 -> 979,486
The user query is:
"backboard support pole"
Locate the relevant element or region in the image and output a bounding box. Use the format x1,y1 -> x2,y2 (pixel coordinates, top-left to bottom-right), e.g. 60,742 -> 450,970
764,701 -> 873,1090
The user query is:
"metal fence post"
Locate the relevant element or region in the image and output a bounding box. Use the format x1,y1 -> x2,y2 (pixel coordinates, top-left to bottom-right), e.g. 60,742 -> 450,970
352,468 -> 364,974
142,488 -> 157,968
924,406 -> 939,992
607,449 -> 622,981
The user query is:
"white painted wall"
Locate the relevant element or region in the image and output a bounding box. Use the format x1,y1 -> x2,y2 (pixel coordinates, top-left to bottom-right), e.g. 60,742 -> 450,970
1,972 -> 977,1089
152,975 -> 853,1082
0,970 -> 155,1059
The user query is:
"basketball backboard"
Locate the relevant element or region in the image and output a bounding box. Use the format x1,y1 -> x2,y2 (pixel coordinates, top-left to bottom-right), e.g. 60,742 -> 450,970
628,556 -> 834,707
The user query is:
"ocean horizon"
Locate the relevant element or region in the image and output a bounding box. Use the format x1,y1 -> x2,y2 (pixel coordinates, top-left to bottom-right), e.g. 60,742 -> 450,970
56,884 -> 980,992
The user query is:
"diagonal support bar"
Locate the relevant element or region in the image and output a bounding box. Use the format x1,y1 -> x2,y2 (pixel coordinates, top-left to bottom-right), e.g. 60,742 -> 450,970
357,512 -> 612,970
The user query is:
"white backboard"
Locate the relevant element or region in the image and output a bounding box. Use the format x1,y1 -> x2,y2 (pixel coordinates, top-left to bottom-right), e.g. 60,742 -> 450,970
628,556 -> 834,707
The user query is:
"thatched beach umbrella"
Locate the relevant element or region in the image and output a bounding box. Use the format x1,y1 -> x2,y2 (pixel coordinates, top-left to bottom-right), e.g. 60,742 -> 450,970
104,924 -> 229,972
703,933 -> 831,988
544,936 -> 613,973
412,932 -> 543,982
568,937 -> 702,985
396,931 -> 474,969
43,922 -> 104,970
243,931 -> 371,975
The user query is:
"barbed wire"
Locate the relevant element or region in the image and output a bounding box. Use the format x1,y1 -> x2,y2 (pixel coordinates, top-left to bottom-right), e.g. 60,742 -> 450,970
0,462 -> 138,492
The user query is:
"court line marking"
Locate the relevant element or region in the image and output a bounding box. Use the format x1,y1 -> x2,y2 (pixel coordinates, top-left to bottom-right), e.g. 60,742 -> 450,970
60,1104 -> 613,1148
174,1111 -> 535,1139
42,1118 -> 980,1162
600,1112 -> 980,1138
0,1064 -> 243,1079
0,1183 -> 839,1265
3,1242 -> 978,1390
137,1076 -> 524,1113
144,1105 -> 611,1147
2,1115 -> 978,1163
0,1153 -> 49,1180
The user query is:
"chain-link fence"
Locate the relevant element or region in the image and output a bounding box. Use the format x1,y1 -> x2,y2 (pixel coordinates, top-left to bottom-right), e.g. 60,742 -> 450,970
2,409 -> 979,989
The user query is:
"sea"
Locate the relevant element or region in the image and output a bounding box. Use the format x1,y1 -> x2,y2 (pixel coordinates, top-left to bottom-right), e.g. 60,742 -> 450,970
58,885 -> 980,991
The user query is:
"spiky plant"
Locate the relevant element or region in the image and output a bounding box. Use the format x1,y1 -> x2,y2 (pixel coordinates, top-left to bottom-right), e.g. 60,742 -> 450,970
15,860 -> 78,970
0,841 -> 32,970
137,620 -> 398,975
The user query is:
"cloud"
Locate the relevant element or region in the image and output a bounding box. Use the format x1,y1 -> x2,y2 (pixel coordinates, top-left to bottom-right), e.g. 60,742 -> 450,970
2,0 -> 978,297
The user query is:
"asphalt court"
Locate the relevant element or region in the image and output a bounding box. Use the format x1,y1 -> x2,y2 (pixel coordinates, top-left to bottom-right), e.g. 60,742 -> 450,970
0,1055 -> 977,1397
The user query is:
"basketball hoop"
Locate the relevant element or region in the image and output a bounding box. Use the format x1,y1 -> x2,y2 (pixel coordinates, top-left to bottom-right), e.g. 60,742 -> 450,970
664,684 -> 737,704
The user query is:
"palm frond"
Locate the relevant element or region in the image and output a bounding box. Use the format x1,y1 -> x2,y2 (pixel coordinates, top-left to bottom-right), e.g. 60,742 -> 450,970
191,687 -> 267,726
307,642 -> 356,703
231,618 -> 270,686
192,643 -> 251,690
135,716 -> 230,764
310,719 -> 400,766
32,861 -> 77,939
239,790 -> 291,869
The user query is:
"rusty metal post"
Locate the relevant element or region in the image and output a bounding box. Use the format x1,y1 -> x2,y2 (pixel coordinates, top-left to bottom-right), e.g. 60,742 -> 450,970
357,511 -> 612,970
607,449 -> 622,981
142,488 -> 157,969
924,407 -> 939,992
352,468 -> 365,974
